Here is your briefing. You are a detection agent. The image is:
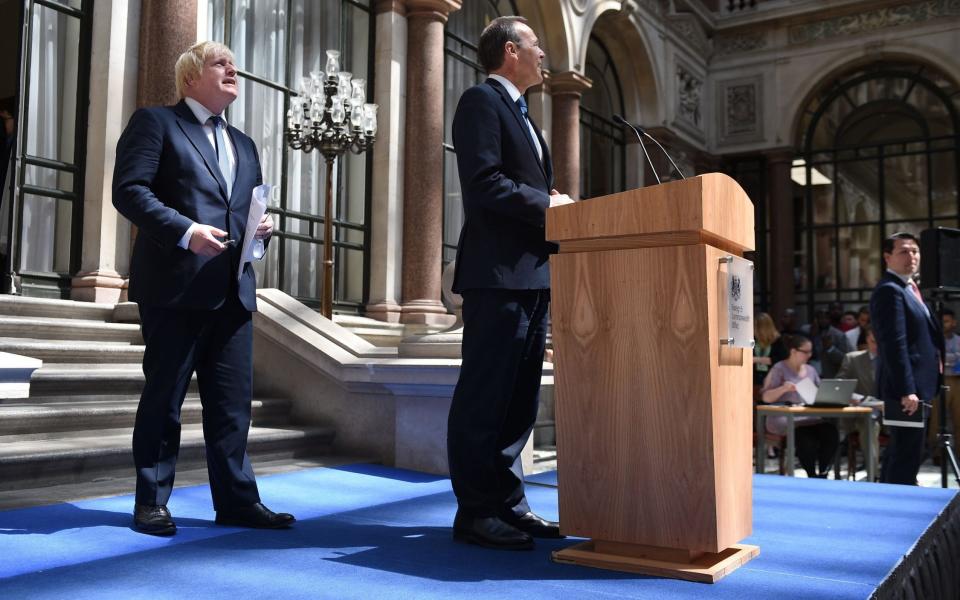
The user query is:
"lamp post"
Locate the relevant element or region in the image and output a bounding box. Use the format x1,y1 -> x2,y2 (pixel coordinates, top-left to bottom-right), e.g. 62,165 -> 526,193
285,50 -> 377,318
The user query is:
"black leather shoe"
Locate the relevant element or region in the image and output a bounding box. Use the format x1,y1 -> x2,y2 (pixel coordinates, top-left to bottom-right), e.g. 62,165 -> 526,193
133,504 -> 176,536
453,514 -> 533,550
215,503 -> 295,529
500,511 -> 564,539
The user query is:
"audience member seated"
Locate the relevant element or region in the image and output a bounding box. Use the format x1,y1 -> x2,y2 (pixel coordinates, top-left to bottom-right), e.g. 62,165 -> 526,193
837,327 -> 881,476
801,309 -> 850,378
753,312 -> 788,388
845,305 -> 870,351
760,334 -> 840,478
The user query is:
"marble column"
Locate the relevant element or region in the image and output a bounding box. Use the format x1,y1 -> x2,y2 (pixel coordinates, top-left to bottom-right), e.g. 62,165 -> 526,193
549,71 -> 590,200
399,0 -> 460,326
70,0 -> 143,303
136,0 -> 199,108
765,148 -> 796,319
365,0 -> 408,323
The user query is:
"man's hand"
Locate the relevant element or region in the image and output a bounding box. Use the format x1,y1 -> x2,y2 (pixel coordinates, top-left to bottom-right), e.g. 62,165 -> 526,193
549,189 -> 574,208
188,225 -> 229,256
901,394 -> 920,415
255,213 -> 274,240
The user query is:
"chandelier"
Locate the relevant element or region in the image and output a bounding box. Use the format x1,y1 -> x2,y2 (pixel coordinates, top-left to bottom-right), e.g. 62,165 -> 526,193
284,50 -> 377,318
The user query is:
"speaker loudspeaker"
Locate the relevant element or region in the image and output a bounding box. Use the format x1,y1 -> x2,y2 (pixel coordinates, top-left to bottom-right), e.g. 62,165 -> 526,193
920,227 -> 960,292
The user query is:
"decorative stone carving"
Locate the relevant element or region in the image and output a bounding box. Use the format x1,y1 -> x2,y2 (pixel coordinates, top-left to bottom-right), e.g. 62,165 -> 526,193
716,75 -> 764,146
676,66 -> 703,130
714,31 -> 767,56
632,0 -> 666,16
667,14 -> 710,55
788,0 -> 960,45
570,0 -> 589,15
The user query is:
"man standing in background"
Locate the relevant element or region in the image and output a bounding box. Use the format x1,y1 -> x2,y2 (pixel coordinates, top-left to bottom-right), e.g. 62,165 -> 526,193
870,232 -> 943,485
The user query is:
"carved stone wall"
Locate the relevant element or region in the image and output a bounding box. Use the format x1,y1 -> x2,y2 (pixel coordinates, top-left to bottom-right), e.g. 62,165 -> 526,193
788,0 -> 960,45
716,74 -> 763,146
674,64 -> 704,139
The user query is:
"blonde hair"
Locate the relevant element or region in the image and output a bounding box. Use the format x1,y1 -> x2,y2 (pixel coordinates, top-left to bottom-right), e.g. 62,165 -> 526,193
754,312 -> 780,348
174,41 -> 235,99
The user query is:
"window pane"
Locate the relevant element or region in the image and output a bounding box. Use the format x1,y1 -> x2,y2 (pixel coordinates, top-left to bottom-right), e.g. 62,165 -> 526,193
837,161 -> 879,224
26,6 -> 80,164
931,151 -> 957,218
230,0 -> 287,82
810,171 -> 834,225
443,149 -> 463,254
837,225 -> 880,289
884,154 -> 928,220
20,194 -> 71,273
24,166 -> 73,193
813,229 -> 835,290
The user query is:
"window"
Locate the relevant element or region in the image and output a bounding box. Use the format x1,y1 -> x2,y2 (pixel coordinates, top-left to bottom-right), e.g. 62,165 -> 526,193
4,0 -> 92,298
795,62 -> 959,320
580,37 -> 626,200
207,0 -> 373,311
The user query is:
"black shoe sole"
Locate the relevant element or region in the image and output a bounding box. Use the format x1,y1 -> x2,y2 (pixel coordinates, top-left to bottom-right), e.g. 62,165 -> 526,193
133,521 -> 177,536
452,530 -> 534,551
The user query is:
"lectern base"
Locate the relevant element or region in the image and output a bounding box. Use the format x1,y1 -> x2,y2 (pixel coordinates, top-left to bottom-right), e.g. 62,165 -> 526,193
551,540 -> 760,583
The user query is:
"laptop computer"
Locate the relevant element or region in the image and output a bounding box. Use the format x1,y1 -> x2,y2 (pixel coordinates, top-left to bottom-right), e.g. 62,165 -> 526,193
812,379 -> 858,406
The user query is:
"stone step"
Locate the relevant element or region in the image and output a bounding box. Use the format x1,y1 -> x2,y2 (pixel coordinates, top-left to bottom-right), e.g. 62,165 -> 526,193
0,315 -> 142,343
0,339 -> 145,363
0,396 -> 292,435
0,423 -> 335,491
0,295 -> 117,321
25,364 -> 193,398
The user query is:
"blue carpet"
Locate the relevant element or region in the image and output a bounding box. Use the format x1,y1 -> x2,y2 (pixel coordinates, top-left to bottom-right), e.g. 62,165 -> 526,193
0,466 -> 955,599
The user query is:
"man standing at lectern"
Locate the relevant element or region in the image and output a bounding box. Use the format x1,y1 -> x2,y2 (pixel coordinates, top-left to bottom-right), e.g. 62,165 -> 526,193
447,16 -> 573,550
870,232 -> 943,485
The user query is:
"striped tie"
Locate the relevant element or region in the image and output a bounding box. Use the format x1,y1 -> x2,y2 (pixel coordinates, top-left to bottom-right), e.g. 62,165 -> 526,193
209,116 -> 233,198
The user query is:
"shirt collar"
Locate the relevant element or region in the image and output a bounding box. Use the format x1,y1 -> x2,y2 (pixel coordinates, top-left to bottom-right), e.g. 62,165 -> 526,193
183,96 -> 227,127
488,74 -> 522,103
886,268 -> 915,286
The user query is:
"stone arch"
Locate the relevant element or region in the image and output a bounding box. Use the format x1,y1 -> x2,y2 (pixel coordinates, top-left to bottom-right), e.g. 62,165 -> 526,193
515,0 -> 576,74
785,46 -> 960,148
582,5 -> 662,128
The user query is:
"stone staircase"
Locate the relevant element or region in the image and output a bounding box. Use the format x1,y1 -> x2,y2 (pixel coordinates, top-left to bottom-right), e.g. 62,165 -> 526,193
0,295 -> 335,496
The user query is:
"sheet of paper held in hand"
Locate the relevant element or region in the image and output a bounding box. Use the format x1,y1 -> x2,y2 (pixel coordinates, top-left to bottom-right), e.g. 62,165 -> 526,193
794,377 -> 818,405
238,184 -> 270,282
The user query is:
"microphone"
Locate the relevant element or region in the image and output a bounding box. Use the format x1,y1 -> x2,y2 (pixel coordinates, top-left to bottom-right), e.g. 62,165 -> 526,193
613,114 -> 660,185
613,115 -> 688,181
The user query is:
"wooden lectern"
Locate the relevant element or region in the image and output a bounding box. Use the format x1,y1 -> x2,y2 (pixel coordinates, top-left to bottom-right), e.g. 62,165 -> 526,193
546,173 -> 757,583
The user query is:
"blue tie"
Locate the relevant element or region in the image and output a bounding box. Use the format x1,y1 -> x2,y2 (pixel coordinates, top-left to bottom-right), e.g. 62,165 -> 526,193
516,96 -> 529,119
209,116 -> 233,198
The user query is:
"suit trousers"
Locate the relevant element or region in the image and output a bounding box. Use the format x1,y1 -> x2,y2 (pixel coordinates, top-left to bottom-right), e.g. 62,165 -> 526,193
133,294 -> 261,510
447,288 -> 549,518
881,419 -> 927,485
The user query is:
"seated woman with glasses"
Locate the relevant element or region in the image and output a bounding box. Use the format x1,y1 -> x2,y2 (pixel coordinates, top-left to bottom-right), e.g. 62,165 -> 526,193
760,334 -> 840,478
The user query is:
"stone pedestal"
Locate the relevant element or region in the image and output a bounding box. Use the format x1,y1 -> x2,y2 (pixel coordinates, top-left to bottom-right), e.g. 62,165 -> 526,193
399,0 -> 459,327
550,71 -> 591,200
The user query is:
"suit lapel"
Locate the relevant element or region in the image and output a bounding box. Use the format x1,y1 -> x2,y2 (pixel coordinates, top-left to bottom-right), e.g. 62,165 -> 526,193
890,272 -> 939,331
173,101 -> 230,203
486,79 -> 550,187
228,126 -> 251,207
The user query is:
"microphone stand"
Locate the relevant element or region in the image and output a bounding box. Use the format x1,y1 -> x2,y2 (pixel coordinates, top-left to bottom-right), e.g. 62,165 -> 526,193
613,114 -> 660,185
931,293 -> 960,487
639,128 -> 687,180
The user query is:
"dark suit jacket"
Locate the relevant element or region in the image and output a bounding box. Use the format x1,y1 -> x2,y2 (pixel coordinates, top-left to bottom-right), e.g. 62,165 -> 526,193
451,78 -> 555,293
837,349 -> 876,398
113,100 -> 262,311
870,271 -> 943,401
